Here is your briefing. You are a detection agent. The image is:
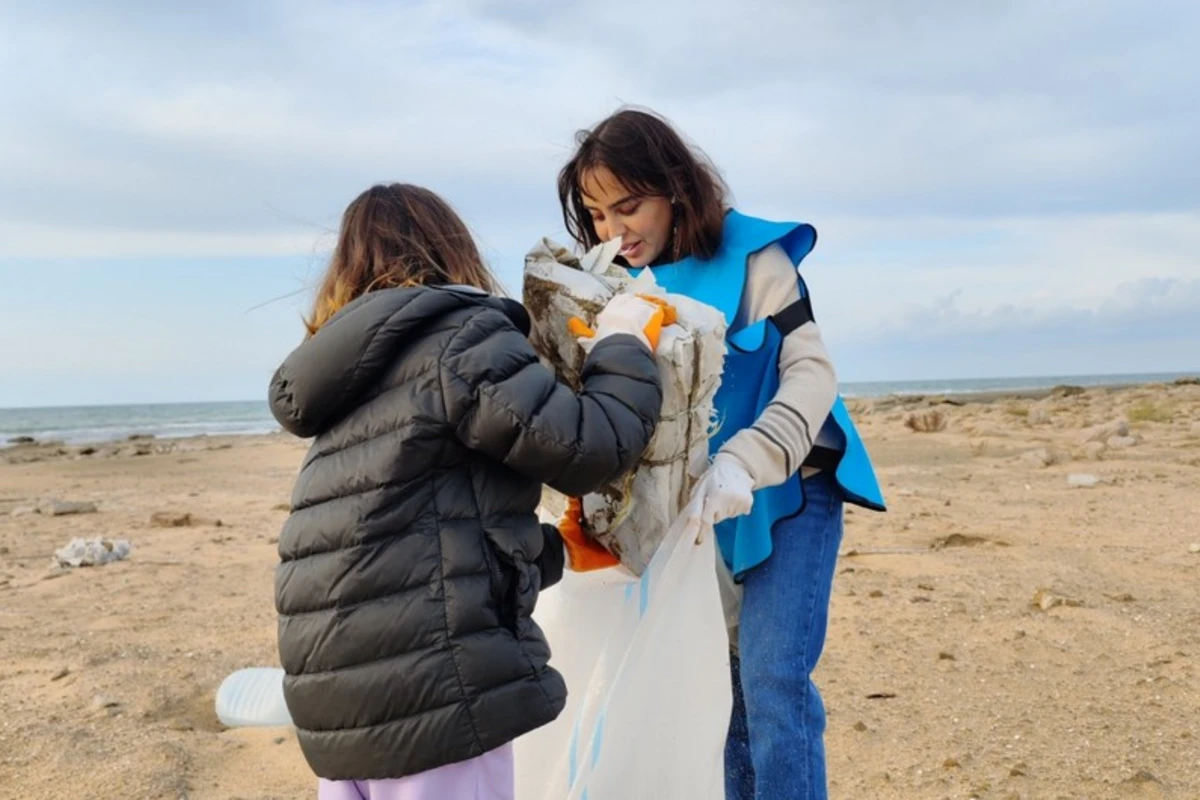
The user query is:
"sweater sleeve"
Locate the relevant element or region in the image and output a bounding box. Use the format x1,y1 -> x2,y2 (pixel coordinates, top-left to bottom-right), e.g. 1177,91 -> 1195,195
718,243 -> 838,490
440,306 -> 663,497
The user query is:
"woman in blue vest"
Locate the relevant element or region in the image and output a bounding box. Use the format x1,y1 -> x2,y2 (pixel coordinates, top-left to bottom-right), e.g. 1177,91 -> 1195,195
556,108 -> 886,800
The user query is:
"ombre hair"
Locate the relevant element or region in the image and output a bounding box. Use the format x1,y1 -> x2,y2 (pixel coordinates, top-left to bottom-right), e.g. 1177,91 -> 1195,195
305,184 -> 499,335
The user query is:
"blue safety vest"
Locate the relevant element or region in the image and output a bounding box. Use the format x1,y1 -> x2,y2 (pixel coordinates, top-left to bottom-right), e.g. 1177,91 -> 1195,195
630,209 -> 886,578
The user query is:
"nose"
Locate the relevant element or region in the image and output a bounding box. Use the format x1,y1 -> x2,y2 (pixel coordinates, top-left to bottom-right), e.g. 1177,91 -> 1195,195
604,216 -> 626,241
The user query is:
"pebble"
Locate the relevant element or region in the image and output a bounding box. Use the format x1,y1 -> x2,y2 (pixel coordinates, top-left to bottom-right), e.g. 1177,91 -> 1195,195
1021,448 -> 1058,468
1079,418 -> 1129,444
151,511 -> 196,527
1067,473 -> 1099,488
1189,543 -> 1200,554
1124,769 -> 1160,786
1032,588 -> 1083,611
151,511 -> 222,528
39,499 -> 98,516
1107,435 -> 1139,449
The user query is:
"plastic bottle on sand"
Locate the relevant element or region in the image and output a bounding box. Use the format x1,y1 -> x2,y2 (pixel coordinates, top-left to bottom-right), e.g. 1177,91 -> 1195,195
215,667 -> 293,727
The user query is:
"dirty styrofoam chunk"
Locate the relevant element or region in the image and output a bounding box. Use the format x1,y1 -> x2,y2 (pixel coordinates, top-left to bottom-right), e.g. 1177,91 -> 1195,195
524,238 -> 727,575
54,537 -> 132,567
1067,473 -> 1100,488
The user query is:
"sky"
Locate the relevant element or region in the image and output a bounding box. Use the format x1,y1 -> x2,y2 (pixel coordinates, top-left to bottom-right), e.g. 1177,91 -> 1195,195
1,0 -> 1198,407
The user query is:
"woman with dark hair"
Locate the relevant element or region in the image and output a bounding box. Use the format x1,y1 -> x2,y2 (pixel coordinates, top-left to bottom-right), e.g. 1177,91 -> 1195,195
557,109 -> 887,800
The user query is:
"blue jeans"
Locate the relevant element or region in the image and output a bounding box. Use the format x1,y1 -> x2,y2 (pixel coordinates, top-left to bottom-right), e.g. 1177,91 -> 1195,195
725,471 -> 844,800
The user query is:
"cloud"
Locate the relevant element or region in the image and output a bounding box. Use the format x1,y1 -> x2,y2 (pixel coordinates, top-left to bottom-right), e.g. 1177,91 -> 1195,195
882,276 -> 1200,340
3,0 -> 1198,255
829,275 -> 1200,380
0,1 -> 1198,404
456,0 -> 1200,218
784,210 -> 1200,348
0,1 -> 597,249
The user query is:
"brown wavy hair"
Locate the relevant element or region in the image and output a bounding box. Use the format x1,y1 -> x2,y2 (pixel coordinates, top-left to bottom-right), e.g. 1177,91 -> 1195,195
557,107 -> 729,263
305,183 -> 499,335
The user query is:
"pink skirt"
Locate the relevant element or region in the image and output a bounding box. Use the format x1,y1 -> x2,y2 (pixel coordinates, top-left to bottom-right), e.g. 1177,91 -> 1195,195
316,742 -> 514,800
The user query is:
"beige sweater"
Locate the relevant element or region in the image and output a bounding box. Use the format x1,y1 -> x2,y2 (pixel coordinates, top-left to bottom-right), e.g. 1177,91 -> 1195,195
717,243 -> 837,489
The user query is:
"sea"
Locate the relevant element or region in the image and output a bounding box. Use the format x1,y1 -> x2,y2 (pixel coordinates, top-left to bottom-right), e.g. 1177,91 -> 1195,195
1,371 -> 1196,446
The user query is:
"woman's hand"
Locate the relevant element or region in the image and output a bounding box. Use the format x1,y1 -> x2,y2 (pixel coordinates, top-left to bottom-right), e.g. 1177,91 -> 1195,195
689,453 -> 755,525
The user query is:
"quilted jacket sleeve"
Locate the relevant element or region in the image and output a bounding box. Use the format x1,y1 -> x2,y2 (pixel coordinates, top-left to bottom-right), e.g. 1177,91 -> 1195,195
537,524 -> 566,590
440,306 -> 663,498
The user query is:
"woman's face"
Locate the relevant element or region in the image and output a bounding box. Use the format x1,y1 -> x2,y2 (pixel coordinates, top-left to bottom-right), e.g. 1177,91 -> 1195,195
581,167 -> 673,267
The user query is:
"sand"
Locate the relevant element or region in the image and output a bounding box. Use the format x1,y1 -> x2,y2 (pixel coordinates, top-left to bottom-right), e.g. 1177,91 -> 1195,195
1,380 -> 1197,799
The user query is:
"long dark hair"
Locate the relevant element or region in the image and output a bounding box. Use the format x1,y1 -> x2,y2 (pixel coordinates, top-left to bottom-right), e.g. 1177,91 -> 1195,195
306,183 -> 498,335
557,107 -> 729,263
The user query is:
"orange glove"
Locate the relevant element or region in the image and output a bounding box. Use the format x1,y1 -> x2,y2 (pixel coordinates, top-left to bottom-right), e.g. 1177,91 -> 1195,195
557,497 -> 620,571
569,294 -> 678,352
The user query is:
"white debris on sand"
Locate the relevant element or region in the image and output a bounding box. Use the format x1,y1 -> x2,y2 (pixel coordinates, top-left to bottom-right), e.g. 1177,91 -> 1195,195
54,537 -> 132,568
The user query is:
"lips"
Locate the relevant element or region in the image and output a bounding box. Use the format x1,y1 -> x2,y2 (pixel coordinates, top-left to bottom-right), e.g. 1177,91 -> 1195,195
620,240 -> 643,259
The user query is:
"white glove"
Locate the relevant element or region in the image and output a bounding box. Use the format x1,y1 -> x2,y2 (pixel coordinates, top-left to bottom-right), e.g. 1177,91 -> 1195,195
578,293 -> 663,353
689,453 -> 755,525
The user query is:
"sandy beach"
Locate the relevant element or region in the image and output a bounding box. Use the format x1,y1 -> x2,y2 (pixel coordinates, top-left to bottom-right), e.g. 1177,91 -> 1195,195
1,379 -> 1197,799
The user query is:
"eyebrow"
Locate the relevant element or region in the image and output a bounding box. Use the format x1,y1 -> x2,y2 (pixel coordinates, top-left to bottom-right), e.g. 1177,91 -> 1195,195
582,193 -> 639,212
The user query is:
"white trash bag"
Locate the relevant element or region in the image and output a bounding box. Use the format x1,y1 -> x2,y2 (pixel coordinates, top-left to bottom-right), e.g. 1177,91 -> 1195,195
515,499 -> 731,800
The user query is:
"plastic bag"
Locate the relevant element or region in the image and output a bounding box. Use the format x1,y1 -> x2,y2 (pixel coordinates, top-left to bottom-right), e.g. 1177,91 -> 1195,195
515,499 -> 732,799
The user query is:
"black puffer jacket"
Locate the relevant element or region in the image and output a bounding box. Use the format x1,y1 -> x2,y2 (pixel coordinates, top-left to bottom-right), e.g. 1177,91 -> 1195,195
268,284 -> 662,780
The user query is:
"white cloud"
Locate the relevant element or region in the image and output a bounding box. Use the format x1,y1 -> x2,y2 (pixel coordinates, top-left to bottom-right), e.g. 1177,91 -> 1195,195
0,221 -> 333,259
827,275 -> 1200,380
788,211 -> 1200,346
4,0 -> 1196,243
0,0 -> 1197,402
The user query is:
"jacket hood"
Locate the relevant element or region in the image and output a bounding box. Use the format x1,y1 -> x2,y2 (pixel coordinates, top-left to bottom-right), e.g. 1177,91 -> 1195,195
269,285 -> 529,438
